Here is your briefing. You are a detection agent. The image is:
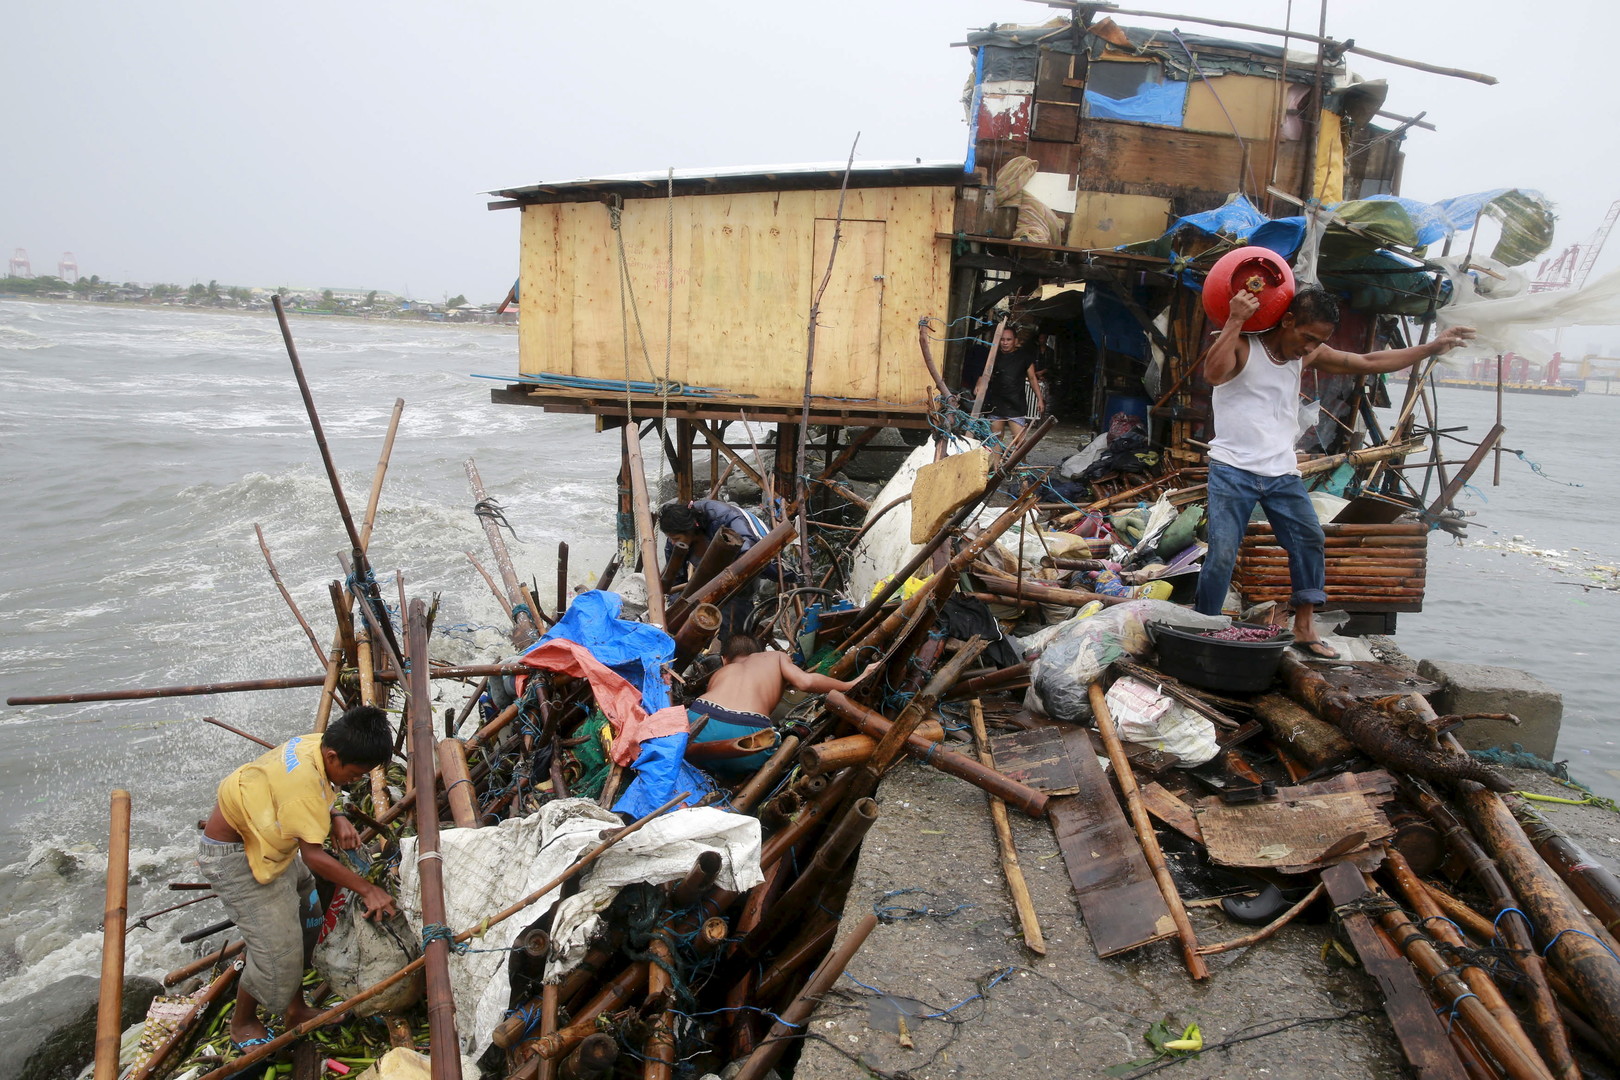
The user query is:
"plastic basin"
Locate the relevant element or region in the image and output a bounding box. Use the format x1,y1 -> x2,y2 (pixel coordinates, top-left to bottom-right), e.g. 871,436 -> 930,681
1148,622 -> 1294,693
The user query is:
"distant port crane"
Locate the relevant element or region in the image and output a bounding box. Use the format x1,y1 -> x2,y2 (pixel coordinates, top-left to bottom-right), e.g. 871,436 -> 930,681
58,253 -> 78,283
7,248 -> 30,277
1531,198 -> 1620,292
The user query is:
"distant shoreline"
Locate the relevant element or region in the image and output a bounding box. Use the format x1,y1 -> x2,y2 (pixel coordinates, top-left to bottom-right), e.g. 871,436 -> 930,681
0,295 -> 518,334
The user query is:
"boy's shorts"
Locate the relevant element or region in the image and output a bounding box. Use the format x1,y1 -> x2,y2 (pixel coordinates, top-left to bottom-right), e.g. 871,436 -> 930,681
198,837 -> 318,1011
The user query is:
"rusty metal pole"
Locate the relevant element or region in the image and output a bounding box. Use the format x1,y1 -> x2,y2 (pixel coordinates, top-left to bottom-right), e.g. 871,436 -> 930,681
408,601 -> 463,1080
93,789 -> 131,1080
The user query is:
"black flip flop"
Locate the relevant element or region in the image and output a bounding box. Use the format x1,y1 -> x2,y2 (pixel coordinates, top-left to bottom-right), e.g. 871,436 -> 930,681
1290,639 -> 1340,660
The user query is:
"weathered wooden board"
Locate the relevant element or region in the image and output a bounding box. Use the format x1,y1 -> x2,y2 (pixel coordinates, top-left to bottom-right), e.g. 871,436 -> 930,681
1066,190 -> 1172,250
1048,727 -> 1177,957
1321,861 -> 1469,1080
1183,74 -> 1282,140
1140,781 -> 1202,843
518,185 -> 954,409
987,725 -> 1080,796
1197,789 -> 1392,873
910,448 -> 994,545
1075,119 -> 1250,199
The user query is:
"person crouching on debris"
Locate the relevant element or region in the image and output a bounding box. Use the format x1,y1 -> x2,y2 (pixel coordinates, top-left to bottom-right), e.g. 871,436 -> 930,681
197,704 -> 399,1051
1195,286 -> 1473,657
688,632 -> 876,776
659,498 -> 779,638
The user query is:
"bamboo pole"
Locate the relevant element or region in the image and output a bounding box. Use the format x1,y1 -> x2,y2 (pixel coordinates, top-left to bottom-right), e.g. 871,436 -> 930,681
407,602 -> 462,1080
272,296 -> 405,674
732,913 -> 881,1080
1403,779 -> 1580,1076
1027,2 -> 1498,83
968,698 -> 1045,954
359,398 -> 405,548
163,940 -> 244,986
254,524 -> 328,668
202,715 -> 273,749
1365,872 -> 1558,1080
1458,784 -> 1620,1058
824,694 -> 1049,817
8,662 -> 531,706
1197,882 -> 1324,955
196,791 -> 691,1080
1510,795 -> 1620,939
93,790 -> 131,1080
1089,682 -> 1209,980
438,738 -> 479,829
622,425 -> 667,627
466,458 -> 541,649
1383,847 -> 1553,1076
664,519 -> 796,633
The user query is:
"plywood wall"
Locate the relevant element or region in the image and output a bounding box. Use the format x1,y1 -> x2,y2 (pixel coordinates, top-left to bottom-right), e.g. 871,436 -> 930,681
518,186 -> 956,407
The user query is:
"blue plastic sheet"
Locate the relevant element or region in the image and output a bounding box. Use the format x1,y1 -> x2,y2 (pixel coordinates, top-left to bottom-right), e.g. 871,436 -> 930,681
1084,80 -> 1188,126
611,732 -> 715,817
1083,288 -> 1148,360
534,590 -> 675,712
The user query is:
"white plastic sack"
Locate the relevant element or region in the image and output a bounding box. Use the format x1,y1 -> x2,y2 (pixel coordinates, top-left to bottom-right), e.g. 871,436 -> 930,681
399,799 -> 762,1062
846,436 -> 979,604
311,902 -> 422,1018
1105,676 -> 1219,767
1025,599 -> 1229,722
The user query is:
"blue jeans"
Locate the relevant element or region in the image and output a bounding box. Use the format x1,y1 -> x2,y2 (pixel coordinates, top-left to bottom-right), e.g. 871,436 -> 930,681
1195,462 -> 1327,615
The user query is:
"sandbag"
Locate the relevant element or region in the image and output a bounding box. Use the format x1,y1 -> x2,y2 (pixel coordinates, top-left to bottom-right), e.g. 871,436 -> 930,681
311,896 -> 422,1018
1105,676 -> 1219,766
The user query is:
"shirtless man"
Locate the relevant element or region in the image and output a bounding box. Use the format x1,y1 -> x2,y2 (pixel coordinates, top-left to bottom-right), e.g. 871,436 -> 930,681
687,633 -> 875,775
1196,286 -> 1473,656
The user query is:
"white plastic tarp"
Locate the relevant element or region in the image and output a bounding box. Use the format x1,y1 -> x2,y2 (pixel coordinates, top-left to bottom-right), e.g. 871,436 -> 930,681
399,799 -> 762,1060
845,435 -> 979,603
1438,265 -> 1620,364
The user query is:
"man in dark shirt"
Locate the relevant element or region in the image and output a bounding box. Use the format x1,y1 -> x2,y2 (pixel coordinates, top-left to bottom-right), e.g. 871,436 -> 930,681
658,499 -> 776,638
962,326 -> 1045,443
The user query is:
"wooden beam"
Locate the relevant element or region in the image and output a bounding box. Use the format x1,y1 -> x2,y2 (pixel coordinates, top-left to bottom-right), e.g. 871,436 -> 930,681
622,426 -> 667,627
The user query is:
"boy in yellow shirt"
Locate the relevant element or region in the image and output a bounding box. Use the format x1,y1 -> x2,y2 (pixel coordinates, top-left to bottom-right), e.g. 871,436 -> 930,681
198,704 -> 398,1049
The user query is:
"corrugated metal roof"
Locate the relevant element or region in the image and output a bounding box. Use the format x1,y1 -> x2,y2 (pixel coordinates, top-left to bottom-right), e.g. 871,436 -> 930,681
487,160 -> 966,206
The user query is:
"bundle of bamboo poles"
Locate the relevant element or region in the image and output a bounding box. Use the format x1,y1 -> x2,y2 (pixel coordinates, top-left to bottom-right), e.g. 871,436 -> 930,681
1235,521 -> 1429,608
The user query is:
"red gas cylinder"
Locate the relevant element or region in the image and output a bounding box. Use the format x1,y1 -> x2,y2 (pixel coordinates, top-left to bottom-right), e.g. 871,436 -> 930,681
1202,246 -> 1296,332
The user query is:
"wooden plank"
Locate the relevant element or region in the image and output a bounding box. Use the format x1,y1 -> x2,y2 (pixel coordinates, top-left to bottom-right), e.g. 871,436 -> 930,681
1182,74 -> 1281,140
1197,790 -> 1392,874
1048,726 -> 1178,957
1140,781 -> 1202,843
910,448 -> 994,545
519,204 -> 571,377
988,726 -> 1080,797
1066,191 -> 1172,249
1075,119 -> 1250,199
1321,861 -> 1470,1080
809,218 -> 886,400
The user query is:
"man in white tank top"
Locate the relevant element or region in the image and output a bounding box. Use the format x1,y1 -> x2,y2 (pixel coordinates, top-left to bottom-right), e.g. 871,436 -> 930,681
1195,286 -> 1473,656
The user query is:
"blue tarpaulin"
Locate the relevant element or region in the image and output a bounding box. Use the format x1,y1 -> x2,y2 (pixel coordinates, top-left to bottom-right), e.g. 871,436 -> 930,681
533,590 -> 675,712
1084,81 -> 1188,126
611,732 -> 715,817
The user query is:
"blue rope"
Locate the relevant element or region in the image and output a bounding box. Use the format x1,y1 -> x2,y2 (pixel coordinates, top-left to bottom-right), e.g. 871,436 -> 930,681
1491,907 -> 1534,943
510,603 -> 533,623
421,924 -> 467,954
1511,449 -> 1582,487
1542,928 -> 1620,964
1435,991 -> 1478,1033
843,966 -> 1016,1020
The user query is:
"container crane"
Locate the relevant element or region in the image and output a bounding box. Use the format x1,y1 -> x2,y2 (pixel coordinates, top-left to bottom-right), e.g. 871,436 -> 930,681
1531,198 -> 1620,292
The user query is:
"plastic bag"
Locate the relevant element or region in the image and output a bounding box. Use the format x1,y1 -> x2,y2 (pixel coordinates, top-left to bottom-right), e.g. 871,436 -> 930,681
312,894 -> 423,1018
1025,599 -> 1228,722
1105,676 -> 1219,766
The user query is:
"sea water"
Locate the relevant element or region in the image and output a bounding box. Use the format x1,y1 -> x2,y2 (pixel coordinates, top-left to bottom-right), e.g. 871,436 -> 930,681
1,300 -> 1615,1005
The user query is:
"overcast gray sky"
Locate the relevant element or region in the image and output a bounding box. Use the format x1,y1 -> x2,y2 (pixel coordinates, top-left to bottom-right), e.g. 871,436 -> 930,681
4,1 -> 1616,306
